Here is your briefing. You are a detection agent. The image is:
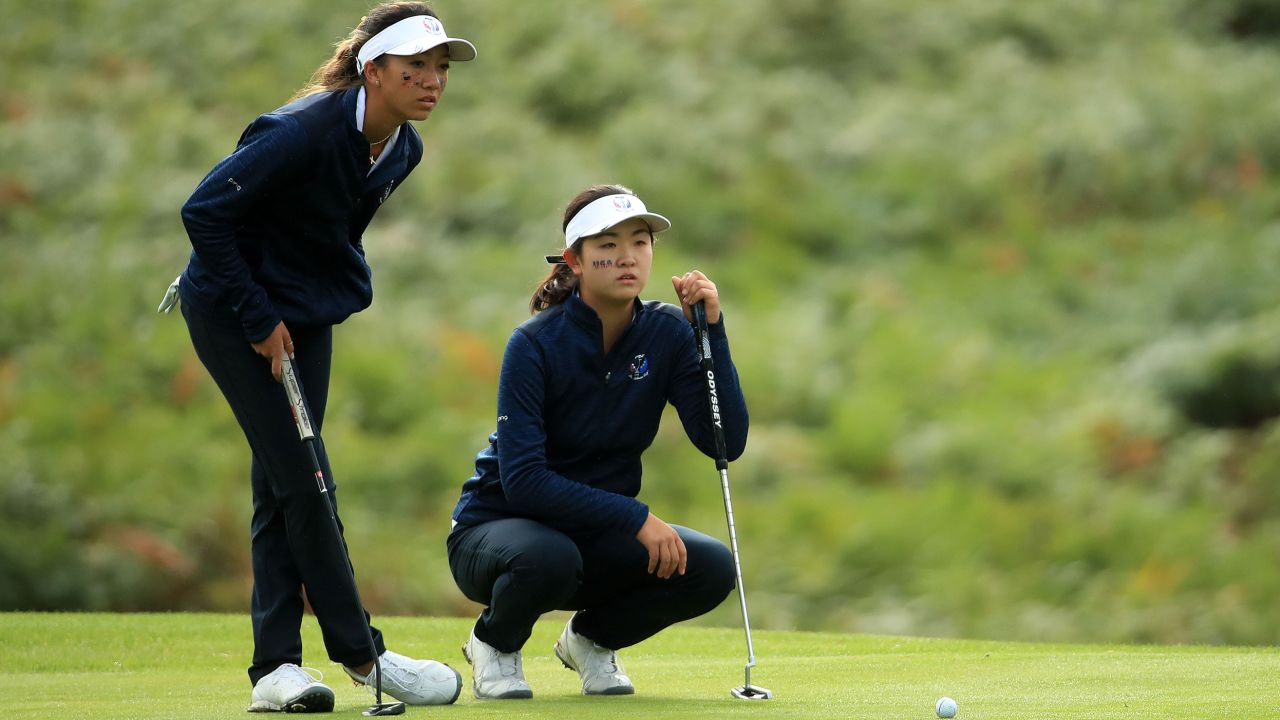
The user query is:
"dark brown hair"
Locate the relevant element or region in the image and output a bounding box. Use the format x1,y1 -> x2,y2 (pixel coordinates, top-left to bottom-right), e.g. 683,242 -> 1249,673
529,184 -> 638,314
293,2 -> 439,99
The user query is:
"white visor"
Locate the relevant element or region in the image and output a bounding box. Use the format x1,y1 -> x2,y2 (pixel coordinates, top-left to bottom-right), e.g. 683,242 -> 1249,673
355,15 -> 476,76
547,194 -> 671,263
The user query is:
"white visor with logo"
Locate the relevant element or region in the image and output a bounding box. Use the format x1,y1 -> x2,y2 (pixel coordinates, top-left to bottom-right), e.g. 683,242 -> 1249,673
546,194 -> 671,263
356,15 -> 476,75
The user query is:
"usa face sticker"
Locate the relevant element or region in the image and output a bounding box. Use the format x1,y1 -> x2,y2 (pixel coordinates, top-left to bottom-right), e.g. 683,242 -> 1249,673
627,354 -> 650,380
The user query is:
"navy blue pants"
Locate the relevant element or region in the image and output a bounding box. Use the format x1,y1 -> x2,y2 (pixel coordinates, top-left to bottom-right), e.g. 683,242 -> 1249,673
447,518 -> 736,653
182,301 -> 384,684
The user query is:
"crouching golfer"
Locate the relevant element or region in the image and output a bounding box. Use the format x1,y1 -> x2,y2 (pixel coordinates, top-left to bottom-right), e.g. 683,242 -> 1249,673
447,185 -> 749,699
168,3 -> 474,712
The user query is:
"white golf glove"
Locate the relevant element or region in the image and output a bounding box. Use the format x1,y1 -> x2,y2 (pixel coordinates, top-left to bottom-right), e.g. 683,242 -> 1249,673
156,275 -> 181,314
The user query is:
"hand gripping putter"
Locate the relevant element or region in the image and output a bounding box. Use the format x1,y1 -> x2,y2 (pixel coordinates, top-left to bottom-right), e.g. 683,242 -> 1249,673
280,357 -> 406,716
692,302 -> 773,701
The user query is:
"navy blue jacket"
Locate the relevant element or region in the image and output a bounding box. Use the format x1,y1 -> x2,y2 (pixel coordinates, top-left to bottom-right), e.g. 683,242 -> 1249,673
451,293 -> 749,537
179,87 -> 423,341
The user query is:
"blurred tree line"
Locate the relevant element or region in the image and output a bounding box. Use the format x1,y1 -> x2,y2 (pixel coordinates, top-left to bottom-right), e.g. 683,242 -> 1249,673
4,0 -> 1280,644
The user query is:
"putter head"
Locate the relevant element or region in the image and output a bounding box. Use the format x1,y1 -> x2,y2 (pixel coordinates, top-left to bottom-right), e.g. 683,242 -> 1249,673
731,684 -> 773,700
363,701 -> 406,716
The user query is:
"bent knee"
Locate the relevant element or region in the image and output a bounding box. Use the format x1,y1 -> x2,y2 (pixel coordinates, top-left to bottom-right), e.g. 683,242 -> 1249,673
707,541 -> 737,598
687,537 -> 737,603
508,535 -> 582,592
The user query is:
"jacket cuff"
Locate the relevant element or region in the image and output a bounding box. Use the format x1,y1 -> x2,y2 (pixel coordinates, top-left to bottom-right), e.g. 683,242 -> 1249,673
621,501 -> 650,536
708,311 -> 728,338
237,290 -> 282,343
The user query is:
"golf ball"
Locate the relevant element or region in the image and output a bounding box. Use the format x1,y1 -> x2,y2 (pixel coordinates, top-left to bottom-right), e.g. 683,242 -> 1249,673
936,696 -> 958,718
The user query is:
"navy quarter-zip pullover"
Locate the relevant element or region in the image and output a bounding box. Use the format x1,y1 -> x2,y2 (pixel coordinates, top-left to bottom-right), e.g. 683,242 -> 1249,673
451,292 -> 749,537
179,87 -> 423,341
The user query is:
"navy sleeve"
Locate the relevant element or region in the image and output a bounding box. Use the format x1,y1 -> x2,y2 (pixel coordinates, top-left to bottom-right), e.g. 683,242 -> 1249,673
668,313 -> 749,461
495,330 -> 650,535
180,114 -> 311,342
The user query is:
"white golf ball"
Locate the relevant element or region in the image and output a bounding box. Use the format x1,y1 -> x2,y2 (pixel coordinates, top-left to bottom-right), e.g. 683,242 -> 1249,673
936,696 -> 958,718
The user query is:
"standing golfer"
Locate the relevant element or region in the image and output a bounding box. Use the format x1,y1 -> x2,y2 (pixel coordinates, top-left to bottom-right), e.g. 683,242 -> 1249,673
448,185 -> 748,699
167,3 -> 473,712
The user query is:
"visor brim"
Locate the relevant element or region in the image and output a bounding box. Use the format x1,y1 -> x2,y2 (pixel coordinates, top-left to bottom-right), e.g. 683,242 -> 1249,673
572,212 -> 671,243
384,37 -> 477,62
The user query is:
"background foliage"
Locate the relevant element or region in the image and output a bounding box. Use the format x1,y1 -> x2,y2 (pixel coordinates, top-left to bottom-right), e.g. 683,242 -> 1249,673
4,0 -> 1280,644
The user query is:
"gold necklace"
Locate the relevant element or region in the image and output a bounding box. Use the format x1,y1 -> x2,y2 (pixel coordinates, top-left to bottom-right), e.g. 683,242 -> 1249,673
368,131 -> 393,165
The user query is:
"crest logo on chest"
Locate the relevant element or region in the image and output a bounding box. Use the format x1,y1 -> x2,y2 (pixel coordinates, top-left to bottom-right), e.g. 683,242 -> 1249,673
627,354 -> 650,381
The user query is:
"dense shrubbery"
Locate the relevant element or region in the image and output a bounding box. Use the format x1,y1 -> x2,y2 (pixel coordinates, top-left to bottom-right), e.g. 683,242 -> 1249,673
4,0 -> 1280,644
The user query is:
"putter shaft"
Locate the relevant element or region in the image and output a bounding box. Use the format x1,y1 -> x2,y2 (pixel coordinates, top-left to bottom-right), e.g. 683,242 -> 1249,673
691,303 -> 771,700
281,359 -> 405,716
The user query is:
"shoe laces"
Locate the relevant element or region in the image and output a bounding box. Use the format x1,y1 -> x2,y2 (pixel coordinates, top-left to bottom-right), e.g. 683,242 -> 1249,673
376,655 -> 422,688
355,676 -> 382,699
583,641 -> 619,675
279,664 -> 325,685
355,663 -> 418,699
598,648 -> 619,675
495,650 -> 522,679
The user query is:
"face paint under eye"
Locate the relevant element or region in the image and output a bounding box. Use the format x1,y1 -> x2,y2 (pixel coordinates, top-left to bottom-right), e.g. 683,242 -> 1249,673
592,259 -> 614,269
401,72 -> 414,86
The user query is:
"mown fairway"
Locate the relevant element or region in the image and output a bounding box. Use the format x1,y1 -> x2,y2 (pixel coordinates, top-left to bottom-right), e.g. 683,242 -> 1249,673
1,613 -> 1273,719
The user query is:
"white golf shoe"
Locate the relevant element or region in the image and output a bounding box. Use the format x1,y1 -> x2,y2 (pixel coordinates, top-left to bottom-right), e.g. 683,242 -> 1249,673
553,617 -> 635,696
248,663 -> 335,713
343,650 -> 462,705
461,629 -> 534,699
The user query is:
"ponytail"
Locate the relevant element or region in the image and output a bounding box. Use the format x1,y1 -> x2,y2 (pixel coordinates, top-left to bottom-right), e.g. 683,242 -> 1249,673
293,2 -> 438,99
529,259 -> 580,314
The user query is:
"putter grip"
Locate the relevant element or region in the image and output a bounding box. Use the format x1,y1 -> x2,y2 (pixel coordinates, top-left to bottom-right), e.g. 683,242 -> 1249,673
280,358 -> 316,441
691,301 -> 729,469
692,301 -> 712,365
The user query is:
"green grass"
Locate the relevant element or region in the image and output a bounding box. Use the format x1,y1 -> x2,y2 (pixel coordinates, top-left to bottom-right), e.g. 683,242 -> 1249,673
0,613 -> 1275,719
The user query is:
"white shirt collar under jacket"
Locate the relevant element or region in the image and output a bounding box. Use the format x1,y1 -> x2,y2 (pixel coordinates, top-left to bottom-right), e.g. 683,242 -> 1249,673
355,87 -> 399,175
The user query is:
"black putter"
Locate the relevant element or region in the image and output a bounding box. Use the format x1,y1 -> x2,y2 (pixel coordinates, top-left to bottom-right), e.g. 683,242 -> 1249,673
280,357 -> 405,716
691,301 -> 773,701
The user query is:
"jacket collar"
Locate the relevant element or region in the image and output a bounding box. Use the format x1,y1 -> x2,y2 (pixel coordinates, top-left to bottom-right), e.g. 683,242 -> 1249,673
564,290 -> 644,334
341,86 -> 415,189
365,133 -> 413,189
342,86 -> 362,131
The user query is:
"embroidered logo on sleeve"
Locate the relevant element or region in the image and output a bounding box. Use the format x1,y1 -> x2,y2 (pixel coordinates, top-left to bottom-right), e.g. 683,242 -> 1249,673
379,181 -> 395,205
627,354 -> 650,381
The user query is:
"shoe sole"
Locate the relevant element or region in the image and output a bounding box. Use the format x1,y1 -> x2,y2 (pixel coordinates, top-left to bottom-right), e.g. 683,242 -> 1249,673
552,641 -> 573,672
553,641 -> 635,696
247,686 -> 336,713
476,687 -> 533,700
463,641 -> 533,699
446,665 -> 464,704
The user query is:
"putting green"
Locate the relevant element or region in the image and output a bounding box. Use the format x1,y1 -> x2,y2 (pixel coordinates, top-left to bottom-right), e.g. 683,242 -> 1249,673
1,613 -> 1274,719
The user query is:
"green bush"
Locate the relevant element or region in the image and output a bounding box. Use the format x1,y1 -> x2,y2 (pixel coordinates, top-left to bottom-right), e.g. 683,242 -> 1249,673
1147,319 -> 1280,429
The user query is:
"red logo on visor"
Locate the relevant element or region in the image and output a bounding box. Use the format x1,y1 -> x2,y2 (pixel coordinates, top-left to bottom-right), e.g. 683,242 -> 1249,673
612,196 -> 632,211
423,17 -> 443,34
